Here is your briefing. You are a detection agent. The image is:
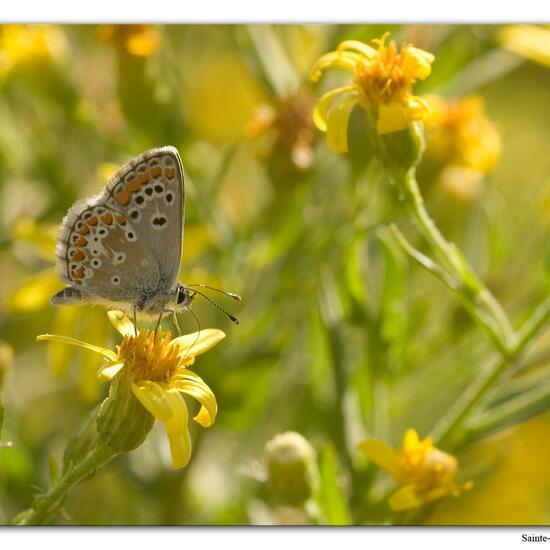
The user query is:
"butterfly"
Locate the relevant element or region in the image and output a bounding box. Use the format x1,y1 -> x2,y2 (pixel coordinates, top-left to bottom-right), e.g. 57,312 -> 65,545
51,146 -> 240,331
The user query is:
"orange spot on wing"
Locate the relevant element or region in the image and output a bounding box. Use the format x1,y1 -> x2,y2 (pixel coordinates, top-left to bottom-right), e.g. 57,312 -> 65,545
71,250 -> 85,261
74,237 -> 88,247
151,166 -> 162,177
87,216 -> 98,226
165,167 -> 175,179
127,179 -> 141,192
73,266 -> 85,279
79,225 -> 90,235
101,213 -> 113,225
115,214 -> 127,226
116,190 -> 131,205
139,172 -> 150,184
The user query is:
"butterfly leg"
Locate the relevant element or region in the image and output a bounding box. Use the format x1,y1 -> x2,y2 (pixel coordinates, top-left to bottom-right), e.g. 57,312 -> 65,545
154,312 -> 163,337
133,306 -> 138,337
169,310 -> 182,336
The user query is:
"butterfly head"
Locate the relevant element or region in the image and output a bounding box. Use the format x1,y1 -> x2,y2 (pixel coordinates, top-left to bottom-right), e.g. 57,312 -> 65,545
174,283 -> 194,309
173,283 -> 241,324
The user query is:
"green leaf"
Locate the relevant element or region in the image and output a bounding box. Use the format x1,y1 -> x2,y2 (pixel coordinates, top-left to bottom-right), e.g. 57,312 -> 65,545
315,444 -> 352,525
378,230 -> 407,372
344,235 -> 368,309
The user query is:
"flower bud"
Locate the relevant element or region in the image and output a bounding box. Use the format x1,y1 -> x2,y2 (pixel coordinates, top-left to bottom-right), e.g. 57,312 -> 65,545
96,367 -> 154,455
265,431 -> 318,505
375,121 -> 426,177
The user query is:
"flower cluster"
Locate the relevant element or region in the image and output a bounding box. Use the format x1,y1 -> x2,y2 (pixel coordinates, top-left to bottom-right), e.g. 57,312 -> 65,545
359,429 -> 472,511
311,33 -> 434,152
425,95 -> 501,174
248,89 -> 317,172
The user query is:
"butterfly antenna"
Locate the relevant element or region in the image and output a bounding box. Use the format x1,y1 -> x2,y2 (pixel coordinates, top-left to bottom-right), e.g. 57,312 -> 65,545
190,289 -> 239,325
179,308 -> 201,365
187,283 -> 242,301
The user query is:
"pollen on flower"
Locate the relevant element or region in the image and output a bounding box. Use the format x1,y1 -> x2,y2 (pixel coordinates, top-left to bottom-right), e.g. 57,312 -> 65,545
354,38 -> 431,110
117,329 -> 188,383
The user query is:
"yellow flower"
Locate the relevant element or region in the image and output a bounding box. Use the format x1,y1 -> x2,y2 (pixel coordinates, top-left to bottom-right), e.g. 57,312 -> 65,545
311,33 -> 434,152
425,95 -> 501,174
499,25 -> 550,67
0,24 -> 66,75
97,25 -> 160,57
37,311 -> 225,469
359,429 -> 472,511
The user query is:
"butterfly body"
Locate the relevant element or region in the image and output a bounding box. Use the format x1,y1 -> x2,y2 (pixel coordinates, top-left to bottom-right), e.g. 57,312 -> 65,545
52,146 -> 191,318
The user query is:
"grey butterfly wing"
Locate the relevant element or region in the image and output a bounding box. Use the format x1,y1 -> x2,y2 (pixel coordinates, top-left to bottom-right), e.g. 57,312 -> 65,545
53,201 -> 160,307
99,146 -> 184,291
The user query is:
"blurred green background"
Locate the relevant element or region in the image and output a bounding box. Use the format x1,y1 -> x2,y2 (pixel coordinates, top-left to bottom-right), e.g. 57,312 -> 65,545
1,24 -> 550,525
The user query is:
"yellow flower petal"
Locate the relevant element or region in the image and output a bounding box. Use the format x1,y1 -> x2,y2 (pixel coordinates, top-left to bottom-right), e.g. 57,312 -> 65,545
36,334 -> 118,361
163,389 -> 192,468
168,431 -> 192,469
310,51 -> 361,82
107,310 -> 136,337
325,95 -> 358,153
500,24 -> 550,67
405,47 -> 435,80
406,95 -> 431,121
389,484 -> 423,511
313,86 -> 358,133
403,428 -> 423,453
131,380 -> 173,421
358,439 -> 402,481
337,40 -> 377,59
377,102 -> 410,134
172,328 -> 226,358
173,375 -> 217,428
98,361 -> 125,381
422,485 -> 454,505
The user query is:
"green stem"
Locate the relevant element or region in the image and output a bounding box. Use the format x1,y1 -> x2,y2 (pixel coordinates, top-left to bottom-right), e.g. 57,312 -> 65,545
397,169 -> 516,354
389,223 -> 507,354
431,295 -> 550,448
14,444 -> 115,525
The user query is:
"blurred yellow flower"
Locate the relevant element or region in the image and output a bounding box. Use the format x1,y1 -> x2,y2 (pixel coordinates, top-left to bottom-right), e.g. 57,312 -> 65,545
359,429 -> 472,511
248,89 -> 316,172
97,25 -> 160,57
0,24 -> 66,75
311,33 -> 434,152
499,25 -> 550,67
37,311 -> 225,469
425,95 -> 501,174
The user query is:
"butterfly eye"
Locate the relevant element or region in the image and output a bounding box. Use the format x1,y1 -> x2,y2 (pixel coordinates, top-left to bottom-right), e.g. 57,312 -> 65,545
177,287 -> 187,305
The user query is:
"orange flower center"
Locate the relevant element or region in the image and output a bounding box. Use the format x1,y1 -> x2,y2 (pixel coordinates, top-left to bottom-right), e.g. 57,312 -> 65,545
354,42 -> 412,106
118,330 -> 183,382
